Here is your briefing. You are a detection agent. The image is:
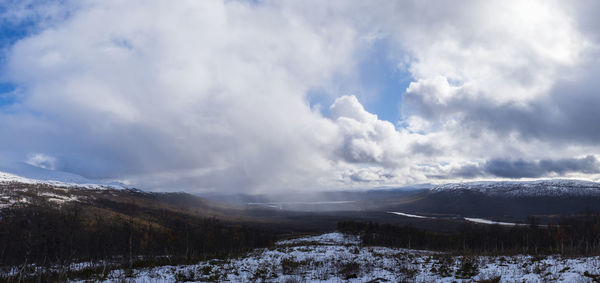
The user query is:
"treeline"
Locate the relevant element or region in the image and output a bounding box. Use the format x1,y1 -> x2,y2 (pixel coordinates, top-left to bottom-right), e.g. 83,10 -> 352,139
337,215 -> 600,255
0,202 -> 276,267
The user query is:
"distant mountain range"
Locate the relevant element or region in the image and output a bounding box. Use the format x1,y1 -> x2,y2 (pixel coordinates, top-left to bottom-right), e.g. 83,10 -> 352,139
0,162 -> 128,189
1,164 -> 599,225
378,180 -> 600,221
430,179 -> 600,197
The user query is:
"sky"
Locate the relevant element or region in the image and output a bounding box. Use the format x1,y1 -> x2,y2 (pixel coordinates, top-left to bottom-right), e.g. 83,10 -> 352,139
1,0 -> 600,192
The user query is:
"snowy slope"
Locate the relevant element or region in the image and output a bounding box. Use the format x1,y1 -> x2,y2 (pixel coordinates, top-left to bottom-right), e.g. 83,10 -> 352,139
430,179 -> 600,197
0,163 -> 130,210
73,232 -> 600,282
0,162 -> 126,190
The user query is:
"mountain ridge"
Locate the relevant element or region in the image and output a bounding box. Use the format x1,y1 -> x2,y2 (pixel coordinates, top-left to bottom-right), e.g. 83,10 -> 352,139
429,179 -> 600,197
0,162 -> 128,190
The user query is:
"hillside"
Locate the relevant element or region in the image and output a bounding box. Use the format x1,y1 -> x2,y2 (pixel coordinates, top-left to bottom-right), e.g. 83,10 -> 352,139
378,180 -> 600,222
26,232 -> 600,282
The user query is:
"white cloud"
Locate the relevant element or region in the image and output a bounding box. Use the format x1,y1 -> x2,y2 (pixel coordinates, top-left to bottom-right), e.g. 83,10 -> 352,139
26,153 -> 57,170
395,1 -> 588,104
1,0 -> 358,191
329,95 -> 408,166
2,0 -> 600,191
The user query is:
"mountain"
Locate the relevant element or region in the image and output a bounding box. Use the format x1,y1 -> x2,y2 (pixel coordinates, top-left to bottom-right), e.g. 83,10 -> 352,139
380,179 -> 600,221
0,162 -> 127,189
3,165 -> 599,229
0,166 -> 358,231
430,179 -> 600,197
0,163 -> 261,222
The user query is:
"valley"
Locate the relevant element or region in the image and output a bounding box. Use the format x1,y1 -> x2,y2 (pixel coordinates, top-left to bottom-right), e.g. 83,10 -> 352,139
1,171 -> 600,282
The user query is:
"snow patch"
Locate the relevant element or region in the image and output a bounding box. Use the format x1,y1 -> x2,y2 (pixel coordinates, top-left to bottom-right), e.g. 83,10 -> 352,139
89,232 -> 600,282
389,211 -> 437,219
463,217 -> 528,226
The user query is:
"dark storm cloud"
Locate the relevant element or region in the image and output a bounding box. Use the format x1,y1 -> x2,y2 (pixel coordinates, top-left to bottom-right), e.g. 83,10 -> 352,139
409,142 -> 442,157
404,61 -> 600,151
405,64 -> 600,146
442,156 -> 600,179
465,70 -> 600,144
484,156 -> 600,178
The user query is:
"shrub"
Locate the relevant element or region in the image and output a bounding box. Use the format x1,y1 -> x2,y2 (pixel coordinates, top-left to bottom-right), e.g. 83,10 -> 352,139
201,265 -> 212,275
397,263 -> 418,281
174,269 -> 196,282
436,264 -> 453,278
251,267 -> 269,281
281,257 -> 303,275
583,271 -> 600,280
338,261 -> 360,280
456,256 -> 479,279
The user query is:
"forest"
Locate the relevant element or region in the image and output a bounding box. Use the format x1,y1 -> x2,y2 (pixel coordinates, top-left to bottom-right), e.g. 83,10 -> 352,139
3,183 -> 600,281
0,202 -> 277,269
337,214 -> 600,256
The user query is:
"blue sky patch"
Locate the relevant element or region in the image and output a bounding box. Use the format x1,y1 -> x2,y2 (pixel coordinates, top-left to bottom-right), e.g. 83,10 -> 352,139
356,39 -> 412,123
307,38 -> 412,124
0,83 -> 17,107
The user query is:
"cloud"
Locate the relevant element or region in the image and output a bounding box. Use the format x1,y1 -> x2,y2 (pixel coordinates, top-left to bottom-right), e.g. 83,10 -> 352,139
2,1 -> 600,191
0,0 -> 358,191
329,95 -> 406,166
26,153 -> 57,170
442,156 -> 600,179
347,167 -> 394,183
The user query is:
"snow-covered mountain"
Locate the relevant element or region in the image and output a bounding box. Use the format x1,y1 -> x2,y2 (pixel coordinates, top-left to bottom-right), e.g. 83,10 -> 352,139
0,162 -> 126,190
0,162 -> 131,210
430,179 -> 600,197
378,179 -> 600,219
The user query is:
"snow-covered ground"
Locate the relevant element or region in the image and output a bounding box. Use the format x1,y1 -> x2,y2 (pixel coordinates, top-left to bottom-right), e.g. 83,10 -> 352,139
79,232 -> 600,282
